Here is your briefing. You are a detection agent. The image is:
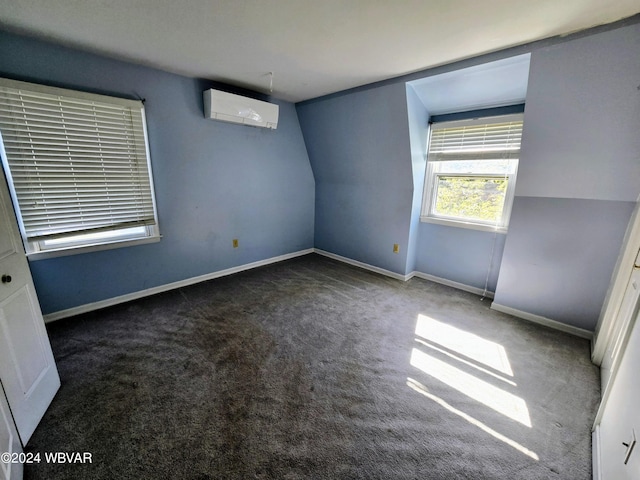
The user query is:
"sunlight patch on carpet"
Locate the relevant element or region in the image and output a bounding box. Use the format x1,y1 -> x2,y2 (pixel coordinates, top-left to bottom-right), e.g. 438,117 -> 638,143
414,337 -> 517,387
407,378 -> 539,461
410,347 -> 532,427
415,314 -> 513,376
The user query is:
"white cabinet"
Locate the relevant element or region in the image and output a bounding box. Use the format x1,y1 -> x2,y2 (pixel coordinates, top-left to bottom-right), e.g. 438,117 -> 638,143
596,269 -> 640,479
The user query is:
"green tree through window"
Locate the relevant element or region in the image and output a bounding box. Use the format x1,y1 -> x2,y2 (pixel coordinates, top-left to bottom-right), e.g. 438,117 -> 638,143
434,176 -> 507,223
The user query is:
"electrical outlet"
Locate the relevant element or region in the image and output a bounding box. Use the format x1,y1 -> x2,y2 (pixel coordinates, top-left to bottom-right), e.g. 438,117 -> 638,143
232,239 -> 239,248
393,244 -> 399,254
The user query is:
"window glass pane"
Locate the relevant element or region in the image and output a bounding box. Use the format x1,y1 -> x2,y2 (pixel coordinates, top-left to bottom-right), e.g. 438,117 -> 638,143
433,176 -> 507,223
40,226 -> 148,249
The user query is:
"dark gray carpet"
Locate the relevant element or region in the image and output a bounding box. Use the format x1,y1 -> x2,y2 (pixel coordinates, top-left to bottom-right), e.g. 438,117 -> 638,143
24,253 -> 600,479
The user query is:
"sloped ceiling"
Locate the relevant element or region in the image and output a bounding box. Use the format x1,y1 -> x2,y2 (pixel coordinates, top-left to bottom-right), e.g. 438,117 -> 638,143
409,54 -> 531,115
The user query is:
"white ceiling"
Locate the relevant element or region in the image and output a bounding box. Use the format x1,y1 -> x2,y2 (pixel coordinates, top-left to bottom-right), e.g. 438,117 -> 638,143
0,1 -> 638,103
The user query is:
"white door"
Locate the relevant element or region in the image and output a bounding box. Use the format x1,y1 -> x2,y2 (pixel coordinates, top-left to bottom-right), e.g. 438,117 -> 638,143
0,164 -> 60,445
596,289 -> 640,479
600,249 -> 640,390
0,381 -> 23,480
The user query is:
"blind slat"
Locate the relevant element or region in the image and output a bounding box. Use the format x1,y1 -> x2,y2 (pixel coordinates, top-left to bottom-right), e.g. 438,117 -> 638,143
0,119 -> 144,136
3,140 -> 142,152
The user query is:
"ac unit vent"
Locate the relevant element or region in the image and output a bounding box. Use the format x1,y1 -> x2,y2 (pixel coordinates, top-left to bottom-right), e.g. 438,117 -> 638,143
203,89 -> 278,129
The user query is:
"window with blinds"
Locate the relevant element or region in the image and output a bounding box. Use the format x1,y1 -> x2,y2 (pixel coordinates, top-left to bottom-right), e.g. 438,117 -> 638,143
421,114 -> 523,231
0,78 -> 160,258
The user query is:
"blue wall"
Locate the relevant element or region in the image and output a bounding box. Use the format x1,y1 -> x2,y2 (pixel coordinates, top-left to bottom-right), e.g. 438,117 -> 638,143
0,31 -> 315,314
297,20 -> 639,331
415,224 -> 507,293
495,198 -> 634,329
297,83 -> 413,274
493,23 -> 640,329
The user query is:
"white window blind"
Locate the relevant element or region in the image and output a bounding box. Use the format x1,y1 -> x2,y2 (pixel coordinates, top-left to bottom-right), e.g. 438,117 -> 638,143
0,78 -> 157,243
428,114 -> 524,162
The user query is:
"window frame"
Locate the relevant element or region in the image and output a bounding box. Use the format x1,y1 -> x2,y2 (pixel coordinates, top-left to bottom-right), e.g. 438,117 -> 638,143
0,78 -> 161,260
420,114 -> 523,233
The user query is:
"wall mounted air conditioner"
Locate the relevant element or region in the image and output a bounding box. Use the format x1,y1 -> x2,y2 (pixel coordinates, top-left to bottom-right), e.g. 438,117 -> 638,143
203,89 -> 278,129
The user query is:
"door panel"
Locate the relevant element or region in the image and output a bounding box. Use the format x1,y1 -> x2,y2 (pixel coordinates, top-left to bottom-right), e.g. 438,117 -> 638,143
0,156 -> 60,445
600,264 -> 640,390
0,381 -> 22,480
0,287 -> 52,398
0,219 -> 15,261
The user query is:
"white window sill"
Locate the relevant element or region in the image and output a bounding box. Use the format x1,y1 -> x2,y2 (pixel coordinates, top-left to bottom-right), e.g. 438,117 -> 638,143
26,235 -> 161,261
420,215 -> 508,233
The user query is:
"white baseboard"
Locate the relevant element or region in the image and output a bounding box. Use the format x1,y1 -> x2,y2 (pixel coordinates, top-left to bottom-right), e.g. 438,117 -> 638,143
312,249 -> 496,299
491,302 -> 593,340
43,248 -> 314,323
592,426 -> 602,480
411,271 -> 494,299
313,249 -> 412,281
320,249 -> 595,342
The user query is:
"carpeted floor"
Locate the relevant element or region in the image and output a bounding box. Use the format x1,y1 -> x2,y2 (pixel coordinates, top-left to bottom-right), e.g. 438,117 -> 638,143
24,253 -> 600,479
